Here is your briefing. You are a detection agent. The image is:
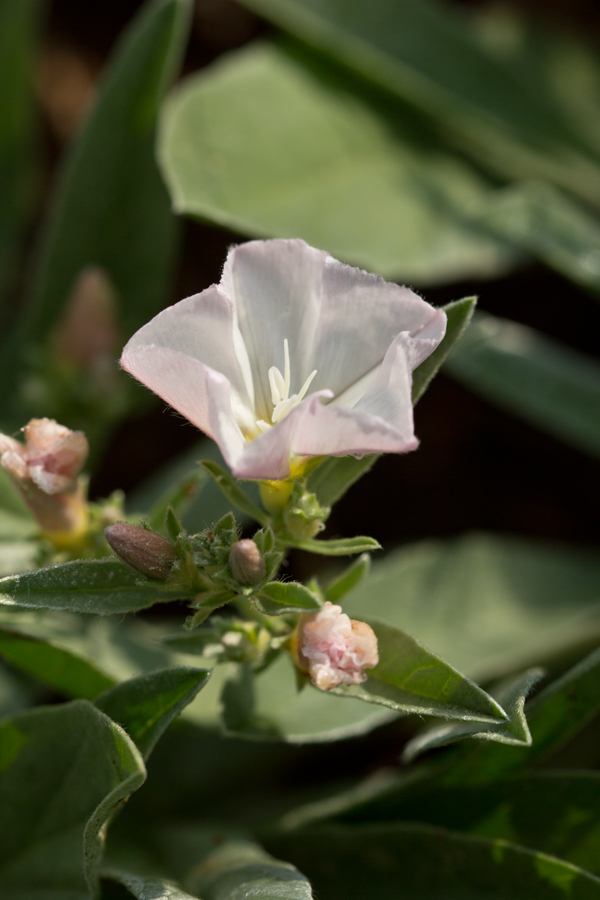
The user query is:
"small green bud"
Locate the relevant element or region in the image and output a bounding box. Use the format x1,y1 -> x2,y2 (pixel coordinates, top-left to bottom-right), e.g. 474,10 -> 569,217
283,485 -> 330,540
228,539 -> 266,585
105,522 -> 178,580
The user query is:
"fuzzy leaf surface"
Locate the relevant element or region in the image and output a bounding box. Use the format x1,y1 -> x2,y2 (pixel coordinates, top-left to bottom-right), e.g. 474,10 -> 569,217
0,559 -> 198,615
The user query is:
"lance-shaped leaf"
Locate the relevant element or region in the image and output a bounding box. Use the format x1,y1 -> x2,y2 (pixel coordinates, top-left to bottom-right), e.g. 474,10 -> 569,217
1,0 -> 192,414
146,467 -> 208,533
185,839 -> 313,900
323,553 -> 370,604
94,666 -> 210,759
332,618 -> 507,724
255,581 -> 322,616
446,311 -> 600,461
307,297 -> 477,509
0,558 -> 199,616
0,700 -> 146,899
266,821 -> 600,900
474,181 -> 600,296
200,460 -> 269,526
0,624 -> 116,699
403,667 -> 544,762
411,296 -> 476,404
445,645 -> 600,784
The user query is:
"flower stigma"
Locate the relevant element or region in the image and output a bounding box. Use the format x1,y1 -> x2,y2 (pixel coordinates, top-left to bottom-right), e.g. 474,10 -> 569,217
256,339 -> 317,433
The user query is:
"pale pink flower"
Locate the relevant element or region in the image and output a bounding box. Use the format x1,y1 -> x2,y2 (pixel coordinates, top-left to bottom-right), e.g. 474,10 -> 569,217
296,601 -> 379,690
121,239 -> 446,481
0,418 -> 88,537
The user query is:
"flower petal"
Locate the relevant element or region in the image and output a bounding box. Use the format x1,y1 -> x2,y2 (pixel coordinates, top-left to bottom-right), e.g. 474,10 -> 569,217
293,386 -> 418,459
120,346 -> 246,470
121,285 -> 255,415
311,258 -> 445,398
222,239 -> 328,420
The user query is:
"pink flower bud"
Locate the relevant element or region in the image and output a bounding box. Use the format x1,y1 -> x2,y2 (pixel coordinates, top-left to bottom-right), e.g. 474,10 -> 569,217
105,523 -> 179,580
295,601 -> 379,691
0,419 -> 89,539
229,539 -> 266,585
54,267 -> 120,379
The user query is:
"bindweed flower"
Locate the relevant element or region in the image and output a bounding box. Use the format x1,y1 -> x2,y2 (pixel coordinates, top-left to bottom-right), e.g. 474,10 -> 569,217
293,601 -> 379,691
0,418 -> 89,543
105,522 -> 179,580
121,239 -> 446,481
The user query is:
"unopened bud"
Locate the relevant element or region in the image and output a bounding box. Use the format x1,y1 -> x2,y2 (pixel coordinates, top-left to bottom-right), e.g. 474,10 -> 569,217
105,523 -> 178,580
0,418 -> 89,541
293,602 -> 379,691
228,539 -> 266,585
54,267 -> 120,377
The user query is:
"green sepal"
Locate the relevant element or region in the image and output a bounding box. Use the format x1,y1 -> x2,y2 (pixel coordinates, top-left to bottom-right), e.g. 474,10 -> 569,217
165,505 -> 186,543
200,460 -> 269,525
255,581 -> 323,615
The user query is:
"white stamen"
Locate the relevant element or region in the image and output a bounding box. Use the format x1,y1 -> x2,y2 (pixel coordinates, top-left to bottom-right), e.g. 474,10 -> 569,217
268,366 -> 285,406
258,340 -> 319,431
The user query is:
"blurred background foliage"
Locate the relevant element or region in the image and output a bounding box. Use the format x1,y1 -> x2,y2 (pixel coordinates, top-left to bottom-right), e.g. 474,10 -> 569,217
2,1 -> 600,894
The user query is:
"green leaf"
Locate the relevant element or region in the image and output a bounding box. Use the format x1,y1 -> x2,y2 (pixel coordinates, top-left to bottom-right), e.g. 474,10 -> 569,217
332,617 -> 507,723
412,296 -> 476,404
313,771 -> 600,879
0,558 -> 199,616
0,624 -> 116,699
185,839 -> 313,900
474,181 -> 600,295
323,553 -> 370,604
221,653 -> 396,742
286,535 -> 380,556
0,700 -> 146,899
95,666 -> 210,759
446,311 -> 600,460
2,0 -> 192,414
0,0 -> 41,306
403,667 -> 543,762
200,460 -> 269,526
104,870 -> 198,900
446,645 -> 600,784
238,0 -> 600,203
255,581 -> 322,615
159,40 -> 514,284
267,822 -> 600,900
342,532 -> 600,683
